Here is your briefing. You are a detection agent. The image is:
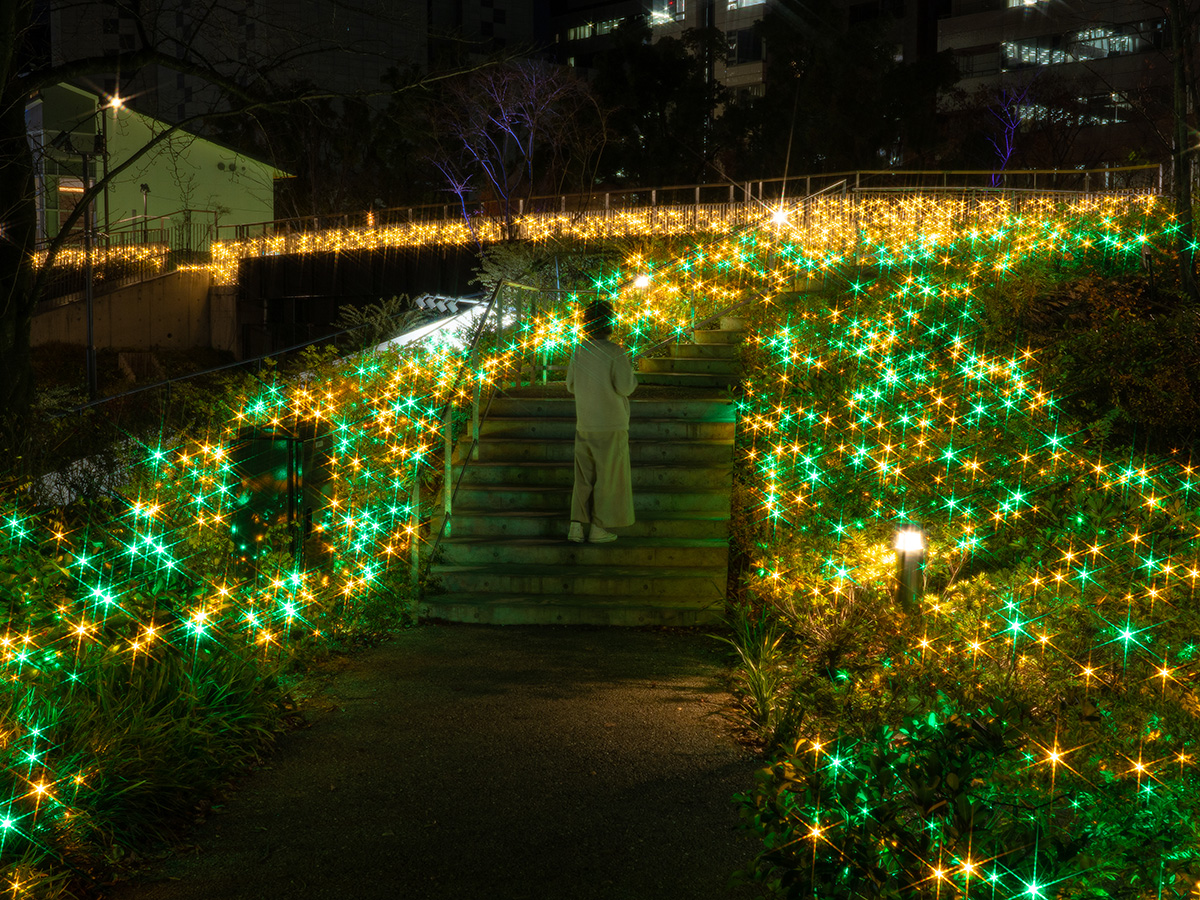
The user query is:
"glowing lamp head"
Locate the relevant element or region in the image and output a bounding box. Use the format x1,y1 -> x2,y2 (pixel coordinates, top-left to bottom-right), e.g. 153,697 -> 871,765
771,207 -> 789,225
895,526 -> 925,555
108,94 -> 124,110
633,274 -> 650,289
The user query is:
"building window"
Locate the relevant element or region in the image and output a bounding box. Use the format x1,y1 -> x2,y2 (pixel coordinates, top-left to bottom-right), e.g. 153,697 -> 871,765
956,47 -> 1000,77
567,18 -> 623,41
652,0 -> 685,24
727,27 -> 763,65
1017,93 -> 1131,128
1001,20 -> 1163,71
727,0 -> 764,9
733,84 -> 765,103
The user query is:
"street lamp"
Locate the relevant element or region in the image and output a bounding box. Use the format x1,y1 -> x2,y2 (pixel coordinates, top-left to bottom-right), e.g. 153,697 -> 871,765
49,123 -> 104,400
140,184 -> 150,244
101,94 -> 123,239
894,524 -> 925,610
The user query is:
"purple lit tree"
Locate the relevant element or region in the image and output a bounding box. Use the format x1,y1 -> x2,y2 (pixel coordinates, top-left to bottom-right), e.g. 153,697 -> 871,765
426,60 -> 604,240
983,79 -> 1038,186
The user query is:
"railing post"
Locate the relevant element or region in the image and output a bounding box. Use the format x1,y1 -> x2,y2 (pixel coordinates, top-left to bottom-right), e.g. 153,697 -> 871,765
729,183 -> 735,203
443,401 -> 453,537
519,198 -> 524,216
605,192 -> 610,210
806,175 -> 811,196
409,472 -> 420,590
471,377 -> 481,461
694,185 -> 700,205
651,189 -> 656,206
561,195 -> 566,213
855,172 -> 860,191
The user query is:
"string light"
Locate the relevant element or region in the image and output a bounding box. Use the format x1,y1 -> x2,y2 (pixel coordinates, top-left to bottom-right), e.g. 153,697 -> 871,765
4,189 -> 1195,895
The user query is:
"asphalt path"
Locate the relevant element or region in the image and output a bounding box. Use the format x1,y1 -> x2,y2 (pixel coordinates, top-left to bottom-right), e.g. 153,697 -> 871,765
104,624 -> 764,900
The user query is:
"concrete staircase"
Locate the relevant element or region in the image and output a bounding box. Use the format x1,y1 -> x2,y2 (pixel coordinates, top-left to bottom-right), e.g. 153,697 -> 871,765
420,324 -> 744,626
636,320 -> 744,389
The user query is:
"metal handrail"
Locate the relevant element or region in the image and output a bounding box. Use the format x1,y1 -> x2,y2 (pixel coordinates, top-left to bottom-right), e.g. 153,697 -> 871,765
213,165 -> 1163,243
416,279 -> 511,601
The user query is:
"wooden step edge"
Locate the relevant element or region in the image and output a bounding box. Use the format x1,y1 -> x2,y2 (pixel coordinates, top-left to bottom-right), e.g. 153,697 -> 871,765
418,595 -> 728,626
429,562 -> 728,577
438,535 -> 730,548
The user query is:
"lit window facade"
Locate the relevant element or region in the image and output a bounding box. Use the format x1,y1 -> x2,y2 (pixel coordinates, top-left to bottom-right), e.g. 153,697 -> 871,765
1000,20 -> 1162,71
651,0 -> 686,24
566,18 -> 624,42
727,27 -> 764,65
938,0 -> 1170,167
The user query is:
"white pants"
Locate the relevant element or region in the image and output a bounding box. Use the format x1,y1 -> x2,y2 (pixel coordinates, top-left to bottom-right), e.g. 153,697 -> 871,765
570,430 -> 634,528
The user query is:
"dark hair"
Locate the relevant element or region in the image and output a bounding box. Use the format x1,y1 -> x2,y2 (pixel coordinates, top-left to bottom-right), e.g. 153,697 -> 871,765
582,302 -> 615,339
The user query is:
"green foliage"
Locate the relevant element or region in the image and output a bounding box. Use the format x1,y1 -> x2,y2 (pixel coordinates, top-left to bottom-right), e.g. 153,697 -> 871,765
985,270 -> 1200,449
0,335 -> 456,893
739,699 -> 1057,899
726,199 -> 1200,897
335,295 -> 426,350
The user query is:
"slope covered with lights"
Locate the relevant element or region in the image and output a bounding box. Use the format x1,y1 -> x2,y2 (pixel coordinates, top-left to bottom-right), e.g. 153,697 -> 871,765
1,190 -> 1193,896
730,197 -> 1200,897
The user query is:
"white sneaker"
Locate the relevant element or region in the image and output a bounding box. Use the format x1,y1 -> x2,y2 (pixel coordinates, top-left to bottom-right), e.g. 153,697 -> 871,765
567,522 -> 585,543
588,524 -> 618,543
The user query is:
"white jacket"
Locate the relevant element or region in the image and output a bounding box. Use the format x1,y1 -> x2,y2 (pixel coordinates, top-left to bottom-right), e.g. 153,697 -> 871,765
566,339 -> 638,430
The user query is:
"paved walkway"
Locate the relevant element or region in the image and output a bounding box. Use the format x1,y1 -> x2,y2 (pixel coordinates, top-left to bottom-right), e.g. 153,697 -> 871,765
104,625 -> 763,900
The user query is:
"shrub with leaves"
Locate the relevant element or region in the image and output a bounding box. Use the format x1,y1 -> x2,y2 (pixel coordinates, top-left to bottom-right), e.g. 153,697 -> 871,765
728,198 -> 1200,897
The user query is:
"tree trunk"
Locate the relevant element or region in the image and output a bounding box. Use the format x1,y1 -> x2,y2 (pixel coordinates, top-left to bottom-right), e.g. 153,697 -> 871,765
1170,0 -> 1199,301
0,0 -> 37,425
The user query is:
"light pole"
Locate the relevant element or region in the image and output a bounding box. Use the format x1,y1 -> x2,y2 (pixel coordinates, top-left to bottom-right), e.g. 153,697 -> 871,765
82,143 -> 98,401
50,97 -> 115,400
140,184 -> 150,244
895,524 -> 925,611
101,95 -> 122,238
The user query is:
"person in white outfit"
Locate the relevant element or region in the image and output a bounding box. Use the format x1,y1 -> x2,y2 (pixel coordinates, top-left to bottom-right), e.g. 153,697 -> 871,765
565,302 -> 638,543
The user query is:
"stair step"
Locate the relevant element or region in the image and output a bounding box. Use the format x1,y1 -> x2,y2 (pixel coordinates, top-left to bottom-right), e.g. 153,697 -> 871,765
487,396 -> 735,421
430,563 -> 727,598
634,372 -> 735,389
424,364 -> 739,627
447,510 -> 730,540
456,462 -> 731,490
669,342 -> 738,359
477,417 -> 735,441
639,357 -> 740,376
439,536 -> 729,568
473,438 -> 733,465
451,484 -> 732,514
693,329 -> 747,345
418,594 -> 725,627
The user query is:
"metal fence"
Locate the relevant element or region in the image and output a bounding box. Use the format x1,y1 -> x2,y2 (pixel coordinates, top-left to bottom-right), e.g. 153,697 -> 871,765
34,210 -> 220,304
214,165 -> 1164,244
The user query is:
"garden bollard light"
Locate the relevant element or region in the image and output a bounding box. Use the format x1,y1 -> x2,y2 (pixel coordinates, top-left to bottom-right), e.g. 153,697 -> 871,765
895,525 -> 925,610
